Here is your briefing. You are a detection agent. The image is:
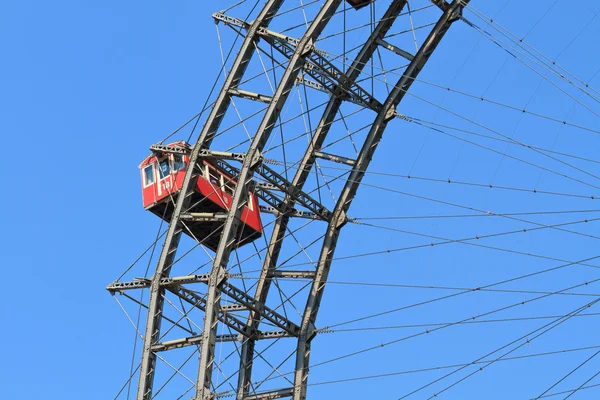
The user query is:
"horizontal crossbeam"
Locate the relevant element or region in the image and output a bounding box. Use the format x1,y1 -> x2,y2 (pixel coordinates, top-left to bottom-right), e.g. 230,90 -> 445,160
229,88 -> 273,103
149,143 -> 190,154
376,37 -> 414,61
269,270 -> 316,279
313,150 -> 357,166
180,212 -> 228,222
258,205 -> 320,220
152,329 -> 290,352
106,274 -> 211,292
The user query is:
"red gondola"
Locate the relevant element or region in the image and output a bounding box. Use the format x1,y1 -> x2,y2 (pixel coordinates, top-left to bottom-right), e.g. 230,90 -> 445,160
346,0 -> 372,10
139,141 -> 263,251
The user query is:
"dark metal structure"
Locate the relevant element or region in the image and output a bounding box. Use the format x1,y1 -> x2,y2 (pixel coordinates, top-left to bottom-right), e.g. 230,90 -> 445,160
108,1 -> 469,399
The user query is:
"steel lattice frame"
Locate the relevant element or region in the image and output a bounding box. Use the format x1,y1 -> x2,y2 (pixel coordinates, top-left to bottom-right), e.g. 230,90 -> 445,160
108,1 -> 469,399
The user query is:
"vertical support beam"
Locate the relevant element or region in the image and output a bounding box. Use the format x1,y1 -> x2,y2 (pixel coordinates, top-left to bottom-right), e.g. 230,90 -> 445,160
195,2 -> 344,399
135,1 -> 286,399
293,1 -> 469,399
237,1 -> 409,397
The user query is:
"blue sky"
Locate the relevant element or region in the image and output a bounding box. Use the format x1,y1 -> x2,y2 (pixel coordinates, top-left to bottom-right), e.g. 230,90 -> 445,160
2,1 -> 600,399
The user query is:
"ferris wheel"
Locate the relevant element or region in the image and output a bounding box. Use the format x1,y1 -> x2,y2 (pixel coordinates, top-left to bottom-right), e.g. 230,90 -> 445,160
108,1 -> 600,399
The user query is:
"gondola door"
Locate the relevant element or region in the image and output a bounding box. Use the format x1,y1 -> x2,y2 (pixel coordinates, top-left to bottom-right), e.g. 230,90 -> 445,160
156,157 -> 173,200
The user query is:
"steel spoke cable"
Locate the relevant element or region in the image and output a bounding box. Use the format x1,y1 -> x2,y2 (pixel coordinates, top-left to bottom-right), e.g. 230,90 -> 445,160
304,44 -> 600,180
353,209 -> 600,221
212,334 -> 289,393
117,206 -> 168,399
113,364 -> 141,400
252,349 -> 298,394
399,114 -> 600,191
407,79 -> 600,139
535,349 -> 600,399
263,108 -> 370,154
251,218 -> 600,273
316,171 -> 600,242
290,22 -> 600,140
315,163 -> 600,202
236,52 -> 600,192
270,0 -> 321,19
537,384 -> 600,399
257,158 -> 600,210
406,298 -> 600,400
520,0 -> 562,40
120,292 -> 195,335
462,17 -> 600,117
324,254 -> 600,330
181,0 -> 262,145
227,274 -> 600,300
465,2 -> 600,100
563,369 -> 600,399
399,115 -> 600,166
238,275 -> 600,390
318,313 -> 600,333
114,296 -> 196,388
214,345 -> 600,397
292,345 -> 600,390
151,348 -> 199,399
393,97 -> 600,188
159,294 -> 205,340
406,0 -> 419,52
464,4 -> 600,100
357,215 -> 600,248
283,278 -> 600,298
399,294 -> 600,399
222,0 -> 249,14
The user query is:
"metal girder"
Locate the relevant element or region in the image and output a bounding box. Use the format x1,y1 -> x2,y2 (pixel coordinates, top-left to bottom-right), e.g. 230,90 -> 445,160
214,12 -> 382,112
107,274 -> 211,292
150,143 -> 191,154
152,329 -> 289,352
313,150 -> 357,166
258,205 -> 320,220
236,1 -> 410,398
229,88 -> 273,104
376,37 -> 415,61
180,212 -> 228,223
292,2 -> 470,399
135,1 -> 287,397
269,270 -> 316,279
196,2 -> 343,399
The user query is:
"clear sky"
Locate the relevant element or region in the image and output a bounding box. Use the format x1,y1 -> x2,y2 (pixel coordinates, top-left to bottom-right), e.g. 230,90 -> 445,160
2,1 -> 600,399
